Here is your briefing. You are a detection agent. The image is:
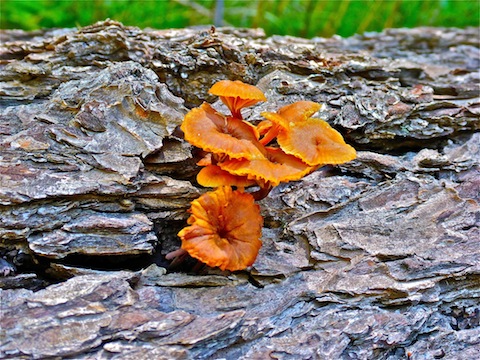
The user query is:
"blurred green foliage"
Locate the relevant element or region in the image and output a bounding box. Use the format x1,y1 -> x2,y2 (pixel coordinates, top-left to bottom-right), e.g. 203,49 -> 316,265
1,0 -> 479,38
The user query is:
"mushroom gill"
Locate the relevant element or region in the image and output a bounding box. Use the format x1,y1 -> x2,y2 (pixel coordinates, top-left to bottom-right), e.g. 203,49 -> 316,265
178,186 -> 263,271
209,80 -> 267,119
181,102 -> 266,160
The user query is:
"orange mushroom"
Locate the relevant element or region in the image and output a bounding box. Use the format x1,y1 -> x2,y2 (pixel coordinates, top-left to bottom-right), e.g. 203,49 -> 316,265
209,80 -> 267,119
196,152 -> 213,166
258,112 -> 287,146
255,119 -> 274,137
259,101 -> 356,166
276,117 -> 357,166
197,164 -> 257,189
218,147 -> 315,187
181,102 -> 266,160
259,101 -> 322,145
277,100 -> 322,123
178,186 -> 263,271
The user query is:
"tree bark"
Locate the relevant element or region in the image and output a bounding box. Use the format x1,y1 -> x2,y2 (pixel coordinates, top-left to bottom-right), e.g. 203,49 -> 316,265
1,20 -> 479,359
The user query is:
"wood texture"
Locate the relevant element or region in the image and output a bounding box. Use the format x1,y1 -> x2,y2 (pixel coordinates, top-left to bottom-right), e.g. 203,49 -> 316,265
1,20 -> 479,359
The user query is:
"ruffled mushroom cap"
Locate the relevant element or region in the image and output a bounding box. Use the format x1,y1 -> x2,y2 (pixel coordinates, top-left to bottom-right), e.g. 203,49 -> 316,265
260,101 -> 355,166
209,80 -> 267,119
277,118 -> 357,166
219,147 -> 315,187
277,100 -> 322,123
181,102 -> 266,160
178,186 -> 263,271
259,101 -> 322,145
197,164 -> 257,188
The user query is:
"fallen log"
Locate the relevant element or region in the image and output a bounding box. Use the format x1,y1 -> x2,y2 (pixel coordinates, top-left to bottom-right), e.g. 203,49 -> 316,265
1,20 -> 479,359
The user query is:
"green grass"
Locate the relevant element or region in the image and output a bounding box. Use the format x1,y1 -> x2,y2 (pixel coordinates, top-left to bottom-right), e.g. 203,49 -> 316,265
1,0 -> 479,38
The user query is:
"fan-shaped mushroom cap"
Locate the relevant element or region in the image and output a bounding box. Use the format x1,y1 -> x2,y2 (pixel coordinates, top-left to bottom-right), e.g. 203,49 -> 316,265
258,101 -> 320,146
197,165 -> 257,188
260,101 -> 322,133
261,101 -> 356,166
219,147 -> 315,187
277,118 -> 356,166
260,111 -> 289,129
178,186 -> 263,271
181,102 -> 266,160
277,101 -> 322,124
209,80 -> 267,119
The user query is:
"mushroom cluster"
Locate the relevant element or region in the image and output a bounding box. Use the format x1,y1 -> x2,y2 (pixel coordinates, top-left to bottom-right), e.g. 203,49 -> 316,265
174,80 -> 356,271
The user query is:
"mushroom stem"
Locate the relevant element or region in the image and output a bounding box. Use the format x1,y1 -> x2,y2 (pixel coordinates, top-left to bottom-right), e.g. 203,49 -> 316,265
165,248 -> 190,269
259,125 -> 279,145
251,183 -> 273,200
230,97 -> 244,119
165,248 -> 187,260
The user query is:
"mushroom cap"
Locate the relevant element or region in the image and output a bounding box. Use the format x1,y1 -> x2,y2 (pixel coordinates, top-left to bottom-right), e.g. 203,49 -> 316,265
260,111 -> 289,129
209,80 -> 266,118
197,164 -> 257,188
277,118 -> 356,166
260,101 -> 322,130
219,147 -> 315,187
277,101 -> 322,124
178,186 -> 263,271
209,80 -> 267,102
181,102 -> 266,160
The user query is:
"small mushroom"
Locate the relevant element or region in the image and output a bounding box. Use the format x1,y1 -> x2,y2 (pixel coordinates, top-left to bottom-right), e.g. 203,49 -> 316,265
259,101 -> 322,145
181,102 -> 266,160
258,112 -> 286,146
219,147 -> 315,187
197,164 -> 257,189
209,80 -> 267,119
276,117 -> 357,166
260,101 -> 356,166
178,186 -> 263,271
277,100 -> 322,122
